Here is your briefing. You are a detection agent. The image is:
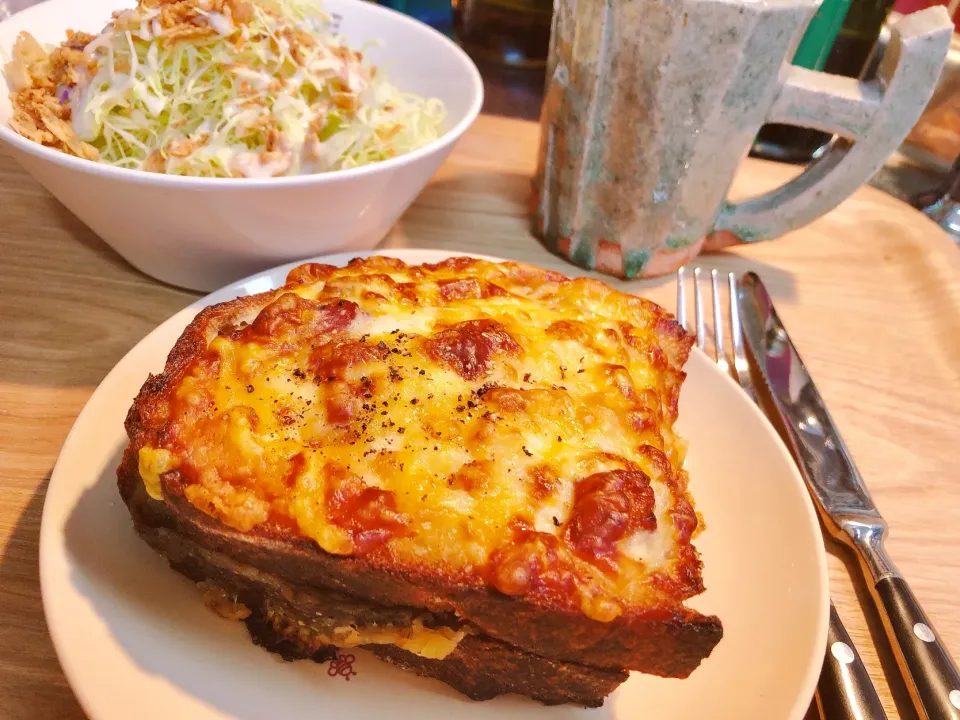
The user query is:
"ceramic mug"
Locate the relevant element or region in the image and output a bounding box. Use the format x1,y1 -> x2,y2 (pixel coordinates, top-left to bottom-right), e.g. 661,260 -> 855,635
532,3 -> 952,278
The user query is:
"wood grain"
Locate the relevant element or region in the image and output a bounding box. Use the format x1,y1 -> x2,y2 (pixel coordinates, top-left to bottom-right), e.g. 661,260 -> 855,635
1,113 -> 958,720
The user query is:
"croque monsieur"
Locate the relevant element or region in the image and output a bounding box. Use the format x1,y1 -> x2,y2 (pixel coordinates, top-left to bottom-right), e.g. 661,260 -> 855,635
118,256 -> 722,706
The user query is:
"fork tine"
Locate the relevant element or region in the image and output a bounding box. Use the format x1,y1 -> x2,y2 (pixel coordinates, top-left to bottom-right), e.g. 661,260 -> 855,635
676,267 -> 687,331
693,267 -> 707,354
728,272 -> 758,403
711,269 -> 724,365
729,272 -> 743,363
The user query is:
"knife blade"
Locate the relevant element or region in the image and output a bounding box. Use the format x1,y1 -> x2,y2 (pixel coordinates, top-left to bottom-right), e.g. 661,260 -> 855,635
737,271 -> 960,720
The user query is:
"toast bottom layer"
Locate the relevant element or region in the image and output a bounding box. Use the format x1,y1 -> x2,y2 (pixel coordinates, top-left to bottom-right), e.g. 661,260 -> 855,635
135,523 -> 628,707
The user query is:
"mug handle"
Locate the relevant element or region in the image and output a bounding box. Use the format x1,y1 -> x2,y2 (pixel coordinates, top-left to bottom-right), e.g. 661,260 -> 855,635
715,7 -> 953,242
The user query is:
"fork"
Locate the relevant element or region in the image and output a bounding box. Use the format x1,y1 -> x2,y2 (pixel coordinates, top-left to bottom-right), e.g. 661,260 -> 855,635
677,266 -> 889,720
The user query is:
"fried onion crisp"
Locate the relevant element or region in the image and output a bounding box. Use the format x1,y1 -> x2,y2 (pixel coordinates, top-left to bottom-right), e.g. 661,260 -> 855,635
6,31 -> 99,160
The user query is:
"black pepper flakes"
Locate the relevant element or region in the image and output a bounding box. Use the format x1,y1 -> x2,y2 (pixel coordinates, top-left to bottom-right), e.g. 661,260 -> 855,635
398,427 -> 406,434
246,384 -> 254,393
522,446 -> 533,457
552,516 -> 561,527
419,369 -> 426,376
293,368 -> 306,380
557,436 -> 563,442
410,398 -> 419,405
523,373 -> 531,382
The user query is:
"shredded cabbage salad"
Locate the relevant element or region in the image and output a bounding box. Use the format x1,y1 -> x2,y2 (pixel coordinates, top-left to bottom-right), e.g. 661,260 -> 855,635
4,0 -> 446,177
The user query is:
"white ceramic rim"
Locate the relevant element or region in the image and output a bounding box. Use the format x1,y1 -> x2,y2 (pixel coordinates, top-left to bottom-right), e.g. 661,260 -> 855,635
0,0 -> 484,187
38,249 -> 829,720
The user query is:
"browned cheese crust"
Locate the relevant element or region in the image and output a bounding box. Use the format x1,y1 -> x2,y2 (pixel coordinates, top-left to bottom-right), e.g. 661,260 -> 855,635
119,256 -> 722,687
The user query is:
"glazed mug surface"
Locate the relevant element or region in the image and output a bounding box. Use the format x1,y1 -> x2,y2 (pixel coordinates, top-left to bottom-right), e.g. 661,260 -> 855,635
533,1 -> 953,278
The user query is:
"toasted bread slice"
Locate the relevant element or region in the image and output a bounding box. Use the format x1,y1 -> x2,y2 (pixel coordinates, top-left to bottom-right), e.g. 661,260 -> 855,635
119,256 -> 722,698
122,471 -> 627,706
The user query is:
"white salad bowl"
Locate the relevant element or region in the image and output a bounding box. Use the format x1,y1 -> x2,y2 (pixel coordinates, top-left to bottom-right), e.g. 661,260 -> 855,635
0,0 -> 483,291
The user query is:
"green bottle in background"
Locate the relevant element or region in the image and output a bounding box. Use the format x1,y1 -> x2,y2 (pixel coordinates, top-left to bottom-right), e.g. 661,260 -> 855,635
751,0 -> 896,164
792,0 -> 854,70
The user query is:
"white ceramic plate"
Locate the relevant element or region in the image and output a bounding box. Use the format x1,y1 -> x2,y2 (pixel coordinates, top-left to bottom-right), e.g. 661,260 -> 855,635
40,249 -> 828,720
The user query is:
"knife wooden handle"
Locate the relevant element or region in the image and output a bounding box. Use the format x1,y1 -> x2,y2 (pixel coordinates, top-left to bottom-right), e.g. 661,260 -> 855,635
872,575 -> 960,720
817,602 -> 888,720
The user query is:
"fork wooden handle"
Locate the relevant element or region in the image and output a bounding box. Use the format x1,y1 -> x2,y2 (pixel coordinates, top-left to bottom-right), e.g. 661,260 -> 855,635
872,576 -> 960,720
817,602 -> 889,720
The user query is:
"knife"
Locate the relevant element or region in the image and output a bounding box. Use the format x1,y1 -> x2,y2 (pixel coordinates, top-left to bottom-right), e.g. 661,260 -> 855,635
717,270 -> 888,720
737,271 -> 960,720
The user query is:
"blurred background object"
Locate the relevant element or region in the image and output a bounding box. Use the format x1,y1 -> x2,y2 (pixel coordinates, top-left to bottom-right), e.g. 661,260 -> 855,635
376,0 -> 453,33
915,153 -> 960,241
0,0 -> 34,20
452,0 -> 552,67
900,28 -> 960,168
751,0 -> 898,163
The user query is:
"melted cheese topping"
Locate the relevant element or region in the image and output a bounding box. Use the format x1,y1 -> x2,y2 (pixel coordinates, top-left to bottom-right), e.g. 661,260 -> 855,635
324,621 -> 464,659
138,257 -> 702,620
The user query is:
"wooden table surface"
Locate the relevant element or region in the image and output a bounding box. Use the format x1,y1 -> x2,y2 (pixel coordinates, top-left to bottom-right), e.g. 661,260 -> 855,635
1,112 -> 959,719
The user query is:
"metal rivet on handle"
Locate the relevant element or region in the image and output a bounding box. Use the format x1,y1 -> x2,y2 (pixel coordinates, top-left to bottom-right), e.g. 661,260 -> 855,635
831,641 -> 856,664
913,622 -> 935,642
949,689 -> 960,710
